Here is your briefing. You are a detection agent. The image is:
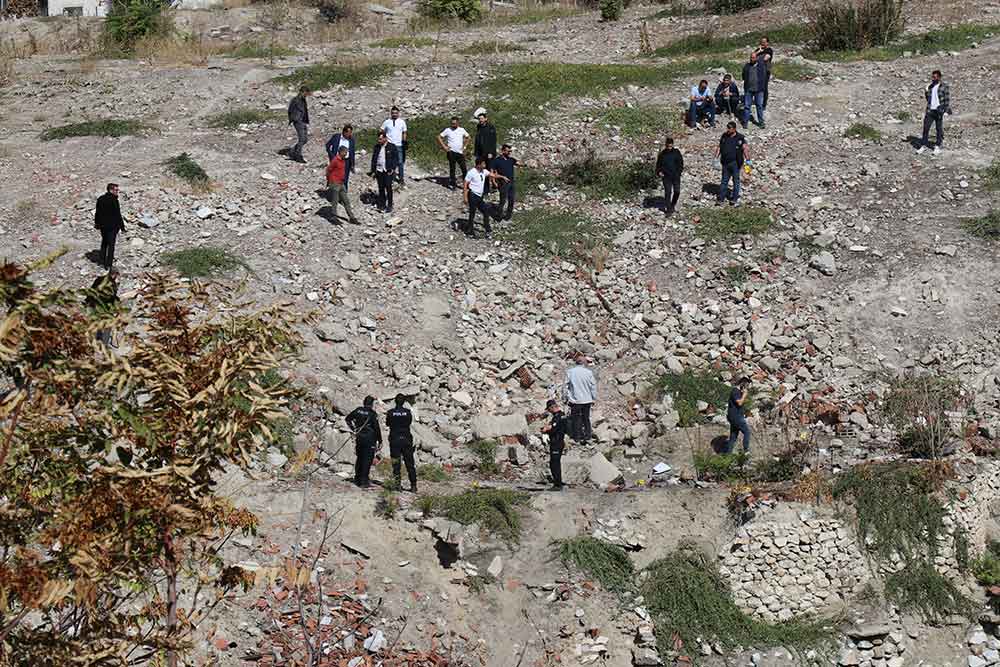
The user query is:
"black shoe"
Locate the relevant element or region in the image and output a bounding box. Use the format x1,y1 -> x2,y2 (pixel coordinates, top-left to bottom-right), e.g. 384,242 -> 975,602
550,484 -> 564,491
740,122 -> 748,129
376,207 -> 385,213
385,207 -> 393,214
409,483 -> 417,493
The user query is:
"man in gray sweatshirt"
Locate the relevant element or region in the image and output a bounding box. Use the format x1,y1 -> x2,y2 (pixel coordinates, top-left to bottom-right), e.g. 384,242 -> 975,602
741,52 -> 767,129
564,354 -> 597,444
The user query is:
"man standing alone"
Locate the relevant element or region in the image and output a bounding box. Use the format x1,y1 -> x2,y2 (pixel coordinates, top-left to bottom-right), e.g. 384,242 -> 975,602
380,106 -> 407,186
94,183 -> 125,270
714,121 -> 749,206
725,377 -> 751,454
347,396 -> 382,487
917,70 -> 951,155
287,86 -> 310,163
564,354 -> 597,444
540,398 -> 568,490
655,137 -> 684,216
326,145 -> 360,224
437,116 -> 470,190
386,394 -> 418,492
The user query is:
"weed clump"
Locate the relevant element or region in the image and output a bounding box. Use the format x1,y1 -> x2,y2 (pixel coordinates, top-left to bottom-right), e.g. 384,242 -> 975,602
600,0 -> 623,20
40,119 -> 151,141
705,0 -> 765,13
884,561 -> 975,621
419,488 -> 530,542
499,207 -> 607,259
652,24 -> 806,57
275,63 -> 394,91
843,123 -> 882,140
165,153 -> 210,190
971,540 -> 1000,586
882,374 -> 965,458
418,463 -> 451,482
376,489 -> 400,518
769,61 -> 817,81
693,451 -> 747,481
206,108 -> 281,129
418,0 -> 481,22
468,439 -> 500,476
963,211 -> 1000,241
598,105 -> 675,138
984,159 -> 1000,191
224,41 -> 298,59
642,542 -> 834,658
161,246 -> 250,279
694,207 -> 774,240
560,152 -> 658,199
104,0 -> 172,52
556,536 -> 635,594
372,36 -> 436,48
656,371 -> 730,426
807,0 -> 904,52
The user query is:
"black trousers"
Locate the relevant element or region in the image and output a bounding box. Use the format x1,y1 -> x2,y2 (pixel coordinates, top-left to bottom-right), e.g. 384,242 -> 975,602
569,403 -> 592,442
467,192 -> 497,235
497,182 -> 515,220
716,96 -> 739,116
354,437 -> 376,486
662,175 -> 680,211
549,447 -> 564,486
375,171 -> 394,211
292,121 -> 308,158
447,151 -> 467,188
922,109 -> 945,147
390,439 -> 417,487
100,230 -> 118,268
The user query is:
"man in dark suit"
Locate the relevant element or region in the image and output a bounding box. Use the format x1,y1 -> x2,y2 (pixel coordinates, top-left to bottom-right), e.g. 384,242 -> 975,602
325,124 -> 357,190
94,183 -> 126,269
368,131 -> 399,213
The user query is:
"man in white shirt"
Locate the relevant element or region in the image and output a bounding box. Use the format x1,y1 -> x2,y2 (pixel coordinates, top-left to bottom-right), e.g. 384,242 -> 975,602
917,69 -> 952,155
437,116 -> 470,190
380,106 -> 407,186
463,158 -> 503,239
367,131 -> 399,213
564,354 -> 597,444
688,79 -> 716,129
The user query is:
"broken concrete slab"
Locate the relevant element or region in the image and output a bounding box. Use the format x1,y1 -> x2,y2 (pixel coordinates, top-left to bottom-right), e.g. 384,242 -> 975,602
587,452 -> 624,487
470,413 -> 528,440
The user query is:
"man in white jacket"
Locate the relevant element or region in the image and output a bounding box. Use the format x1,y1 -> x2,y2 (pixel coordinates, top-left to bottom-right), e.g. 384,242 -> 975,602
564,354 -> 597,444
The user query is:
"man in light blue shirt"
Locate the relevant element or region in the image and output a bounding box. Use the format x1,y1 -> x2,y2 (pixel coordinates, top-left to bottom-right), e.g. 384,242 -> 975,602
564,354 -> 597,444
688,79 -> 716,129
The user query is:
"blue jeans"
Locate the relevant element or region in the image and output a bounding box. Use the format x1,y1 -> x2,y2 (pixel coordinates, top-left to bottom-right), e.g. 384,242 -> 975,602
719,161 -> 741,203
725,414 -> 751,453
688,101 -> 715,127
743,91 -> 764,126
394,143 -> 405,183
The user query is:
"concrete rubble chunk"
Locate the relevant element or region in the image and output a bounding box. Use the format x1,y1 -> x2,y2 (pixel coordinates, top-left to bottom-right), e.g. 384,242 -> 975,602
340,253 -> 362,272
587,452 -> 624,487
487,555 -> 503,578
471,413 -> 528,440
809,251 -> 836,276
751,318 -> 776,352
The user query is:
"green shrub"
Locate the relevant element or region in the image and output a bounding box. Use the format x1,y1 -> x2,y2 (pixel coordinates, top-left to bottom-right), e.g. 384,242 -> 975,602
206,108 -> 281,129
843,122 -> 882,140
560,152 -> 658,199
810,23 -> 1000,61
418,0 -> 481,22
971,540 -> 1000,586
693,207 -> 774,240
418,463 -> 452,482
600,0 -> 623,20
224,40 -> 297,59
642,542 -> 834,658
161,246 -> 250,279
705,0 -> 765,14
884,561 -> 975,622
883,374 -> 964,459
468,439 -> 500,477
807,0 -> 904,52
693,451 -> 747,481
419,488 -> 530,542
275,63 -> 394,91
164,153 -> 210,190
376,489 -> 399,518
769,60 -> 817,81
40,119 -> 151,141
962,211 -> 1000,241
598,105 -> 676,138
556,536 -> 635,594
372,36 -> 436,48
656,371 -> 730,426
499,207 -> 607,259
104,0 -> 172,52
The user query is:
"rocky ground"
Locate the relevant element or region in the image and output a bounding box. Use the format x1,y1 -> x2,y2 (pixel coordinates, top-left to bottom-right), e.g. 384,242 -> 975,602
3,1 -> 1000,665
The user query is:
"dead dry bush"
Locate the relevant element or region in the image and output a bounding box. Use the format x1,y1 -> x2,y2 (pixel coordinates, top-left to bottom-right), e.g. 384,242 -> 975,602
0,53 -> 13,88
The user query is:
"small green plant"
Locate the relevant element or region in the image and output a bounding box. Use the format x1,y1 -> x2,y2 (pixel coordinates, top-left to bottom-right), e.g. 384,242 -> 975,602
884,562 -> 975,622
694,207 -> 774,240
40,119 -> 151,141
418,463 -> 451,482
724,264 -> 747,285
984,159 -> 1000,190
962,211 -> 1000,241
376,489 -> 400,518
693,451 -> 747,481
656,371 -> 730,426
705,0 -> 765,13
206,108 -> 281,129
642,542 -> 834,659
971,540 -> 1000,586
600,0 -> 623,20
467,572 -> 497,593
103,0 -> 171,52
894,110 -> 912,121
372,35 -> 436,48
843,122 -> 882,140
269,417 -> 295,455
455,39 -> 526,55
499,207 -> 607,259
468,439 -> 500,477
418,0 -> 481,22
560,152 -> 658,199
419,488 -> 530,542
556,536 -> 635,594
597,105 -> 676,138
161,246 -> 250,279
275,63 -> 394,91
224,40 -> 298,59
164,153 -> 210,190
769,61 -> 817,81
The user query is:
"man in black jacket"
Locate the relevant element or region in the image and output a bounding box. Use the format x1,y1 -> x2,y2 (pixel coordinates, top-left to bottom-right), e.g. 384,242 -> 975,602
741,52 -> 767,129
385,394 -> 417,492
368,131 -> 399,213
325,124 -> 357,189
491,144 -> 518,221
474,111 -> 498,165
655,138 -> 684,216
714,74 -> 741,117
287,86 -> 310,163
540,398 -> 568,490
94,183 -> 126,269
347,396 -> 382,487
714,122 -> 749,205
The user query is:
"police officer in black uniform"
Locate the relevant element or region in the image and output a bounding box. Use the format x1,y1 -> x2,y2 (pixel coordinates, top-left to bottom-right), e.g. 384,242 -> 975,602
541,398 -> 568,490
385,394 -> 418,492
346,395 -> 382,487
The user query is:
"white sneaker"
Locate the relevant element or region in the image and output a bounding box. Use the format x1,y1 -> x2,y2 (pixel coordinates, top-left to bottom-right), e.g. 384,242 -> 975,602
933,146 -> 941,155
916,146 -> 927,154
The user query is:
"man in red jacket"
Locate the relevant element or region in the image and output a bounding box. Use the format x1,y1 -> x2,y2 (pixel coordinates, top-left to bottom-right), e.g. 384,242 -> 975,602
326,145 -> 359,225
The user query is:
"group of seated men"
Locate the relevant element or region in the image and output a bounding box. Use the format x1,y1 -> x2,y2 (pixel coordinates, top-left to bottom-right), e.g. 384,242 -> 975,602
687,37 -> 773,130
687,74 -> 744,129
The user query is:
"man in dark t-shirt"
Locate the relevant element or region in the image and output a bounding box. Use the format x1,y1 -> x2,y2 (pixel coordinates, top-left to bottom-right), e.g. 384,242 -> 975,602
755,37 -> 774,110
541,398 -> 568,490
715,122 -> 749,205
725,377 -> 751,454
